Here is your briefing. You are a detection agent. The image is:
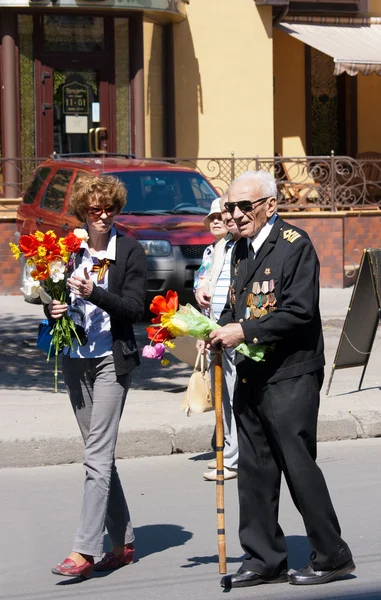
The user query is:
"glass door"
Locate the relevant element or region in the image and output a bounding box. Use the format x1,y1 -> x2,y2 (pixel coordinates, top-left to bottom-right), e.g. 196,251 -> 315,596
35,15 -> 115,157
53,69 -> 101,155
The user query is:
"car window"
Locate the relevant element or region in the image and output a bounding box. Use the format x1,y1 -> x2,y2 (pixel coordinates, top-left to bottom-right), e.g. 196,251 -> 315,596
23,167 -> 51,205
40,169 -> 73,213
109,170 -> 218,214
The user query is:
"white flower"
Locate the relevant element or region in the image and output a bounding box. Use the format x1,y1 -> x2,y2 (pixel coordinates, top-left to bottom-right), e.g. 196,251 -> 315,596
38,287 -> 52,304
49,258 -> 66,283
73,228 -> 89,242
20,280 -> 40,301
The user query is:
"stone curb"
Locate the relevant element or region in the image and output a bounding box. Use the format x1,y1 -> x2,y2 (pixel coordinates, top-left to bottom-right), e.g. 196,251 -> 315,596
1,414 -> 381,468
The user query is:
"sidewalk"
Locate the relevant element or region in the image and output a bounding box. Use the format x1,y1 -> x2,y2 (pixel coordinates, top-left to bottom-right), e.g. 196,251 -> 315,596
1,289 -> 381,468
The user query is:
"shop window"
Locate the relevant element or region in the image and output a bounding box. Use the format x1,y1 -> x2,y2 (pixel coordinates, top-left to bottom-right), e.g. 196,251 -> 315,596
44,16 -> 104,53
306,47 -> 356,156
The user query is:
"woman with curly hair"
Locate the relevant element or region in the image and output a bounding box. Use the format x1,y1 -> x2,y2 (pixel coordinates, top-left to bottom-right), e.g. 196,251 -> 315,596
49,173 -> 147,578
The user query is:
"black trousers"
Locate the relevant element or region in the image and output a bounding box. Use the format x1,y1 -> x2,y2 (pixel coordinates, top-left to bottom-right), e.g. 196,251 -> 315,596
233,369 -> 352,577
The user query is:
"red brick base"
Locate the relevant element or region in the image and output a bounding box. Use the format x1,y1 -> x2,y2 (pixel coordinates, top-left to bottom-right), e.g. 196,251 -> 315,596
0,220 -> 21,294
282,212 -> 381,287
1,213 -> 380,292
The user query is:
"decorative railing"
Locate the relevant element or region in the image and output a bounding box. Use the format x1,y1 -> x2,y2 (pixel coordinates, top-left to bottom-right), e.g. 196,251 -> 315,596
2,154 -> 381,212
165,154 -> 381,211
0,157 -> 42,200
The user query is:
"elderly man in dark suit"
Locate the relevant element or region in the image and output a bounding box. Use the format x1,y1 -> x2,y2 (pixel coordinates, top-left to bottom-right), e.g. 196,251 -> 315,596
209,170 -> 355,589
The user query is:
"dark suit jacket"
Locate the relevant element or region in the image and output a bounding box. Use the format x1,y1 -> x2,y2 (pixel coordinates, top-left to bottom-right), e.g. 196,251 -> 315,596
219,217 -> 324,383
81,232 -> 147,376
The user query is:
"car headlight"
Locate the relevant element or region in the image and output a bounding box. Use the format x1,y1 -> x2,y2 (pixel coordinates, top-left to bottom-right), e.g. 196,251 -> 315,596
138,240 -> 172,256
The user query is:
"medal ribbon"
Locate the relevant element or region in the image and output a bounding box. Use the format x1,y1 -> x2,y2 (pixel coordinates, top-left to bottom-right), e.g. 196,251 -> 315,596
91,258 -> 110,283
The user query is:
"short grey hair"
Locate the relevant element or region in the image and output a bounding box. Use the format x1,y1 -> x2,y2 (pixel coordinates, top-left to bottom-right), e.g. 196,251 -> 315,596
233,170 -> 277,198
219,193 -> 228,209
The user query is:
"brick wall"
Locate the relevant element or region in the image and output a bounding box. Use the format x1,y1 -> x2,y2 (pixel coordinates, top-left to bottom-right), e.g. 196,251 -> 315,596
0,220 -> 21,294
281,212 -> 381,287
343,214 -> 381,270
1,213 -> 380,293
284,215 -> 344,287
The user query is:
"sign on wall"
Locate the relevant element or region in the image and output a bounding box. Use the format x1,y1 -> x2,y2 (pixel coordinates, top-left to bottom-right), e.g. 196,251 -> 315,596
62,82 -> 89,115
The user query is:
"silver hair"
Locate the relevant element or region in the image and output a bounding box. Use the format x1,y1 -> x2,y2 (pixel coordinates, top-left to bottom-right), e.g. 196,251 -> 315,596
233,170 -> 277,198
219,193 -> 228,209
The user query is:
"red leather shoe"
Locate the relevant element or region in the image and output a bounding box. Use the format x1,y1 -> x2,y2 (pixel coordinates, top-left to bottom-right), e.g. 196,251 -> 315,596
51,557 -> 94,578
94,545 -> 135,571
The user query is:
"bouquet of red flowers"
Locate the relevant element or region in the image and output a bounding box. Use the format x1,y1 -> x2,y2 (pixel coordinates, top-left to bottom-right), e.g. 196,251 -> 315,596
143,290 -> 269,364
10,228 -> 88,390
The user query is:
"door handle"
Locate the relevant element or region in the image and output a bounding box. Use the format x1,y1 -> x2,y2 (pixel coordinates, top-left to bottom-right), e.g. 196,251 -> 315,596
95,127 -> 108,154
36,217 -> 43,225
88,128 -> 96,153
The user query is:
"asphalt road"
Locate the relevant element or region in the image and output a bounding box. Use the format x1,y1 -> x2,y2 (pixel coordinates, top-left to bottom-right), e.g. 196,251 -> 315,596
1,439 -> 381,600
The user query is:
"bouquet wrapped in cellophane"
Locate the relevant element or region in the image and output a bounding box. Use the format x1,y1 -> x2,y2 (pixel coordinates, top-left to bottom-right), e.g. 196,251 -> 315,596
9,228 -> 88,391
143,290 -> 268,364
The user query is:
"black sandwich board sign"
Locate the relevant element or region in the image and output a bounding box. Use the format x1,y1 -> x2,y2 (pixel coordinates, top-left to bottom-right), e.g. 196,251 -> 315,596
326,248 -> 381,395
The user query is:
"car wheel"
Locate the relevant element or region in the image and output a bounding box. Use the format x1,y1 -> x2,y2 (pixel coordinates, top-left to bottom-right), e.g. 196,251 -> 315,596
20,255 -> 42,304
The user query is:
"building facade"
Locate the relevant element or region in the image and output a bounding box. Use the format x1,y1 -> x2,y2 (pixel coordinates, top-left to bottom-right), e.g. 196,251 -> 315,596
1,0 -> 381,290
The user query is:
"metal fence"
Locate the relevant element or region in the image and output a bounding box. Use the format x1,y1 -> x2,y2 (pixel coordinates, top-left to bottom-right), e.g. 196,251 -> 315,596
164,155 -> 381,211
2,154 -> 381,211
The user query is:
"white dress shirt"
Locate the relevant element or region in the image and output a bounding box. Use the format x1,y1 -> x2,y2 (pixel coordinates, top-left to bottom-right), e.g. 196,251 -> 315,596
69,226 -> 117,358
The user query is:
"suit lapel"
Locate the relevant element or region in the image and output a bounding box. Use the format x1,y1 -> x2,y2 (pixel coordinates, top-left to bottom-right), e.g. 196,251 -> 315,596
242,217 -> 284,288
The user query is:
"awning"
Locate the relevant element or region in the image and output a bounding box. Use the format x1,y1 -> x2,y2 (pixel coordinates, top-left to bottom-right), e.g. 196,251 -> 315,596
278,18 -> 381,76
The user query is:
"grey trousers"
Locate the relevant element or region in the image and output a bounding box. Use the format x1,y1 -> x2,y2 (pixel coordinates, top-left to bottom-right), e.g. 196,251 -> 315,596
62,354 -> 134,557
208,348 -> 239,469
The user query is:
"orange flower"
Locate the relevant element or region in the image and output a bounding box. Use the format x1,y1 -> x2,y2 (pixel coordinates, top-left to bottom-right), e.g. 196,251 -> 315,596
19,234 -> 39,257
30,260 -> 50,281
63,232 -> 82,254
42,233 -> 61,258
150,290 -> 178,315
146,325 -> 172,343
147,291 -> 178,342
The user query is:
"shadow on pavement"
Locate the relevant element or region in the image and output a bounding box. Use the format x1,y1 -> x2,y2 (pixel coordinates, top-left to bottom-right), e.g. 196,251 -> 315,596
0,314 -> 193,393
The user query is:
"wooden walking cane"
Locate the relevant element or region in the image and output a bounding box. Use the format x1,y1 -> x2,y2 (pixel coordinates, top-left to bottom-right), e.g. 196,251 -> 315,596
214,349 -> 226,574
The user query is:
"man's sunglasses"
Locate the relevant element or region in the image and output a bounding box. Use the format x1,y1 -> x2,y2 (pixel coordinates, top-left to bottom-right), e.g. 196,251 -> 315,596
224,196 -> 270,214
87,205 -> 116,218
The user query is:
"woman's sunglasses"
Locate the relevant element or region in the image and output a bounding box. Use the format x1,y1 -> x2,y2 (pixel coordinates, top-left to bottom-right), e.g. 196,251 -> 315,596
224,196 -> 270,214
87,205 -> 116,218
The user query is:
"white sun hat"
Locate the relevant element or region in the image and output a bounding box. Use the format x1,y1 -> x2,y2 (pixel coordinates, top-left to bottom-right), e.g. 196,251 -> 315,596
203,198 -> 222,227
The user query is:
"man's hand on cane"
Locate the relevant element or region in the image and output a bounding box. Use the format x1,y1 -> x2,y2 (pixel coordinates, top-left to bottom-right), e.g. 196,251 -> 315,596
209,324 -> 245,349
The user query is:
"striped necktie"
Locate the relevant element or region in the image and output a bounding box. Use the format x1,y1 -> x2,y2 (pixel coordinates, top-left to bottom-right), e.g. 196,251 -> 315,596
91,258 -> 110,283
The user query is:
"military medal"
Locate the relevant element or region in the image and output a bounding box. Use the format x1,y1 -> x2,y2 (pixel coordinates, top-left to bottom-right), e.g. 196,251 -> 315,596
261,280 -> 269,294
264,267 -> 271,275
252,295 -> 261,307
252,281 -> 261,295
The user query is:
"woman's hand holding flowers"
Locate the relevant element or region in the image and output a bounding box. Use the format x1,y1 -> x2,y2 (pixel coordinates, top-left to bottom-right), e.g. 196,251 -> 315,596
49,299 -> 68,319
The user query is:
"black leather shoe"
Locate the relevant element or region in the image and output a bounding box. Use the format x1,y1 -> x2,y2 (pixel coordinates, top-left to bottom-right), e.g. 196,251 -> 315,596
220,566 -> 288,589
288,559 -> 356,585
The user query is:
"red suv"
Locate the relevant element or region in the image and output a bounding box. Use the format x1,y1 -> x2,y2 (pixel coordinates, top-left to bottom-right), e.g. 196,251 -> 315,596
16,155 -> 218,305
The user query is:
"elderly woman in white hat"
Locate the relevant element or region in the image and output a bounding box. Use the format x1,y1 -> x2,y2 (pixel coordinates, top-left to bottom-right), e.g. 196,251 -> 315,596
193,198 -> 227,314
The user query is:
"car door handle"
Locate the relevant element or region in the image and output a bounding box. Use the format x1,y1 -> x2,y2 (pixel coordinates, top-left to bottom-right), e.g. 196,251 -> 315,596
35,217 -> 43,225
62,223 -> 70,232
